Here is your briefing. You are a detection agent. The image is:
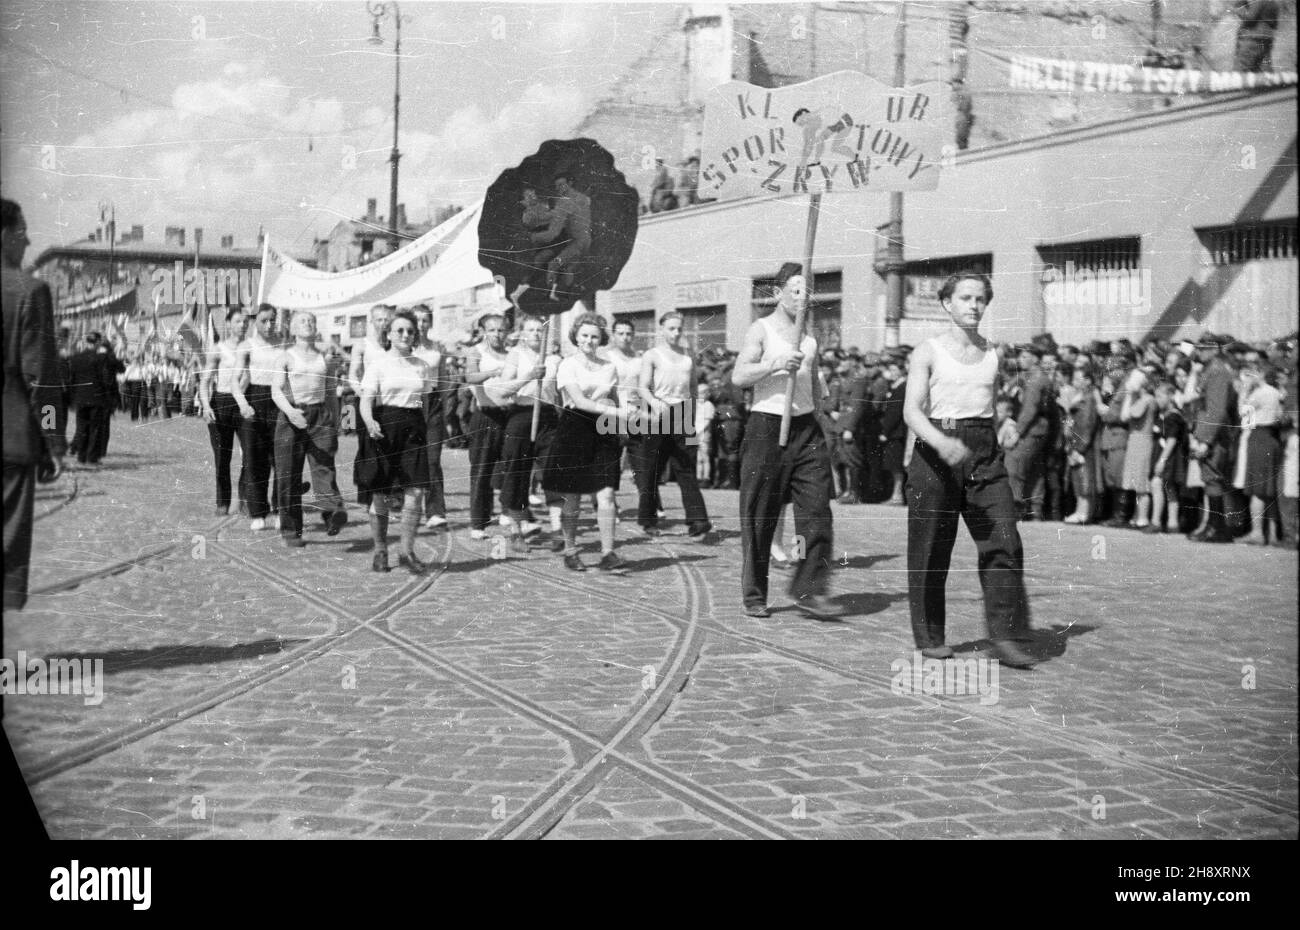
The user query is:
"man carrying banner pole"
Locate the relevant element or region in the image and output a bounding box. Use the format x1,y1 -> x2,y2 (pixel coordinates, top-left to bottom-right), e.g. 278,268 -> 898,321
733,258 -> 839,622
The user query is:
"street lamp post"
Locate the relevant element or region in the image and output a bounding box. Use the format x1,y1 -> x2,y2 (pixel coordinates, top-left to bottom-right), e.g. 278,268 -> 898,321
98,200 -> 115,335
368,1 -> 404,250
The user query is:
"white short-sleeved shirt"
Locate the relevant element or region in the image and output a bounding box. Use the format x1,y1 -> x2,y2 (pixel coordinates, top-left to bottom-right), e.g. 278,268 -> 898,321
557,355 -> 617,408
362,350 -> 431,410
508,344 -> 559,405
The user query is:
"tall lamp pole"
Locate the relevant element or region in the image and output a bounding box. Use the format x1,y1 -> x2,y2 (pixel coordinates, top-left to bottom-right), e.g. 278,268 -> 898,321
99,200 -> 115,334
883,1 -> 907,349
368,1 -> 404,249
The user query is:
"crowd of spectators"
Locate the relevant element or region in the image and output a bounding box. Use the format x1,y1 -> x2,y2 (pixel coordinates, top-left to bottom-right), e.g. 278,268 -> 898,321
671,328 -> 1300,548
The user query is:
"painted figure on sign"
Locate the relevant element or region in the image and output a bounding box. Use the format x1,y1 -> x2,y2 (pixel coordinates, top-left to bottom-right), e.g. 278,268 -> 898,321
529,173 -> 592,300
793,107 -> 856,173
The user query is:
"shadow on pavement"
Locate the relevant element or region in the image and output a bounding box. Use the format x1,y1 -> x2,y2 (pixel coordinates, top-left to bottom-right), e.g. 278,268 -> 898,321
954,623 -> 1096,664
45,637 -> 309,674
623,553 -> 714,572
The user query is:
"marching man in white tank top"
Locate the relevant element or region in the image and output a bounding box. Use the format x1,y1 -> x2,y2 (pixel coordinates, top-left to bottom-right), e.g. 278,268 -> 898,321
463,311 -> 513,539
636,312 -> 711,538
604,318 -> 648,519
236,303 -> 285,531
902,271 -> 1036,669
732,262 -> 839,621
270,312 -> 348,547
197,306 -> 249,516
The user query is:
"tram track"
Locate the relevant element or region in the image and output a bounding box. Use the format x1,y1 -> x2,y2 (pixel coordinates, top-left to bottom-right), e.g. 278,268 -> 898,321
24,528 -> 455,784
27,513 -> 241,598
32,477 -> 79,523
20,510 -> 1292,835
495,538 -> 1296,822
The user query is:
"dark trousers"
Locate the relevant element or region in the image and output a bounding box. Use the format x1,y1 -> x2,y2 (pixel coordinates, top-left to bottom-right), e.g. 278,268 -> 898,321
907,420 -> 1031,649
72,405 -> 106,464
239,385 -> 278,520
1197,442 -> 1235,533
1005,431 -> 1048,516
207,391 -> 246,511
468,406 -> 509,530
3,464 -> 35,610
717,416 -> 744,486
739,412 -> 833,607
274,403 -> 345,536
125,380 -> 147,420
636,407 -> 708,528
499,404 -> 557,516
93,406 -> 111,462
423,404 -> 447,519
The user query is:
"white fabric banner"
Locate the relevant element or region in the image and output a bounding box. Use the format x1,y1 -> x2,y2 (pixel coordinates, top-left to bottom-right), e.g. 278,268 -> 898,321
700,71 -> 945,200
259,200 -> 494,315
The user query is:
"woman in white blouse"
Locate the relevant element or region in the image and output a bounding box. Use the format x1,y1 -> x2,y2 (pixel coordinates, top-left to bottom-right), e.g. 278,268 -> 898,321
541,313 -> 631,573
358,309 -> 435,574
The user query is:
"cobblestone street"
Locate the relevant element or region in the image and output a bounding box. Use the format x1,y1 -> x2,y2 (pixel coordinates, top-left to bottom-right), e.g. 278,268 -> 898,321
5,415 -> 1296,839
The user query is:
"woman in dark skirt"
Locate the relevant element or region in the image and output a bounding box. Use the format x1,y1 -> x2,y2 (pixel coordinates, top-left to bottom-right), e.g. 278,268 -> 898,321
1239,364 -> 1284,545
350,304 -> 394,507
542,312 -> 629,573
357,309 -> 434,574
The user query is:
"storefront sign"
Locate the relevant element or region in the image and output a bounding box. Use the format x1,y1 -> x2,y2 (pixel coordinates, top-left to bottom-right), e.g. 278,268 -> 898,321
674,279 -> 727,308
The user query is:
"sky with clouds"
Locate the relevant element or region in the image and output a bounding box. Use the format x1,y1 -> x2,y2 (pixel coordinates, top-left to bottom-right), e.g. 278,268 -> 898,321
0,0 -> 678,258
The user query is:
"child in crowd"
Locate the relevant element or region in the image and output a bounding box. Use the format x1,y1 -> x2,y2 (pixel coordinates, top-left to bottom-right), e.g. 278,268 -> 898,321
1147,381 -> 1188,533
1063,364 -> 1099,524
995,397 -> 1020,450
694,382 -> 716,487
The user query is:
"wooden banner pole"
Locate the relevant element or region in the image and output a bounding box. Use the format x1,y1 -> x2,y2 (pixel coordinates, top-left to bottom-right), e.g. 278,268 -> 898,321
530,310 -> 561,441
780,193 -> 821,447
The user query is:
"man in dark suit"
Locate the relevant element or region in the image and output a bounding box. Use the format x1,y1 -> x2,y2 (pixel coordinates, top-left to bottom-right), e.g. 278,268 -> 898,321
838,356 -> 885,503
1005,343 -> 1058,520
3,198 -> 66,611
67,331 -> 108,466
876,351 -> 909,505
92,338 -> 124,462
1189,333 -> 1239,543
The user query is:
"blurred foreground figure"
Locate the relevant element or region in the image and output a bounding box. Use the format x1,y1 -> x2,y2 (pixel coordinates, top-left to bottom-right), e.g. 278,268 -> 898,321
3,198 -> 65,611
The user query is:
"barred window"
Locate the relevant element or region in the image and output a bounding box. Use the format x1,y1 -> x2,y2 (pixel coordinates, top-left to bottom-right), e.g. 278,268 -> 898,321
1038,237 -> 1141,273
1198,220 -> 1297,265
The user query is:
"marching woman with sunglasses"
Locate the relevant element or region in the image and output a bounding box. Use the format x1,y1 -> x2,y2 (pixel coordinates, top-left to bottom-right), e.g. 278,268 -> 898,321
541,312 -> 630,573
357,309 -> 435,574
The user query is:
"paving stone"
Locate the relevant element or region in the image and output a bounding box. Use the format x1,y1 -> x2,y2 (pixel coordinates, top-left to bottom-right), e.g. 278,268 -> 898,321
6,416 -> 1295,839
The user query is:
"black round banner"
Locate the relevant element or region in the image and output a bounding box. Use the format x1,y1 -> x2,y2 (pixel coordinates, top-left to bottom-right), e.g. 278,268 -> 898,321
478,137 -> 639,316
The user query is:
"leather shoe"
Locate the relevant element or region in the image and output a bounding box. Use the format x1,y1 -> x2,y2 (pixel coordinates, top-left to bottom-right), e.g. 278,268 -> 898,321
397,551 -> 431,574
371,551 -> 390,573
744,604 -> 771,618
563,554 -> 587,572
794,594 -> 845,622
920,645 -> 954,659
326,510 -> 347,536
992,640 -> 1037,669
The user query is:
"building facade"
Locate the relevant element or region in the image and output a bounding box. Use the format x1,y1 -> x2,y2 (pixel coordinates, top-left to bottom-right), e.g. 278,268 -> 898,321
598,86 -> 1297,352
